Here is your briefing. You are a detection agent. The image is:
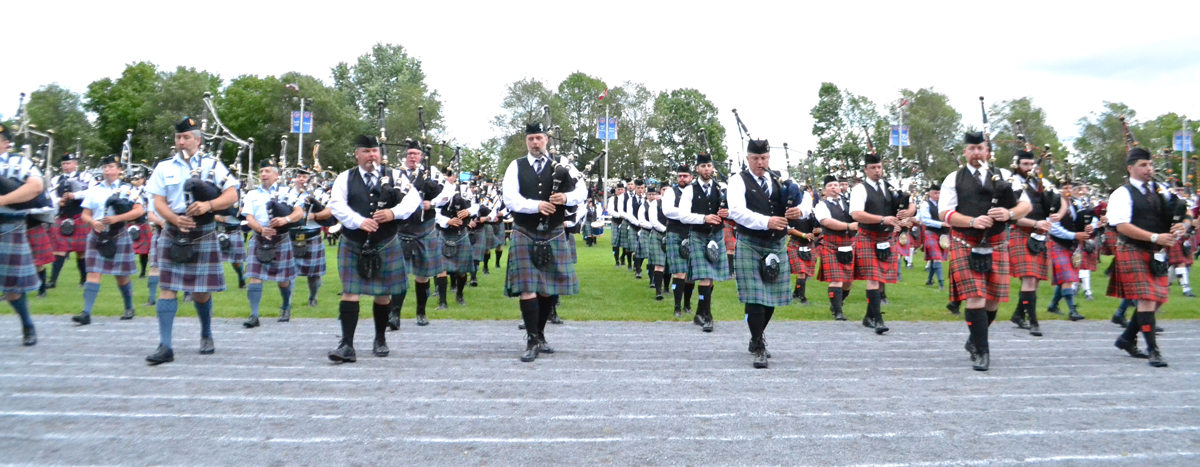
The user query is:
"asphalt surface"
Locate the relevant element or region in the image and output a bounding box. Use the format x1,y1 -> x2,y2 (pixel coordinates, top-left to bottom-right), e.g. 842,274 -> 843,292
1,315 -> 1198,466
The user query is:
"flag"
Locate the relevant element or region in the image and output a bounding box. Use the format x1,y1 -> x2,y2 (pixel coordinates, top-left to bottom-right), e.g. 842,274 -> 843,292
598,88 -> 608,101
285,83 -> 300,92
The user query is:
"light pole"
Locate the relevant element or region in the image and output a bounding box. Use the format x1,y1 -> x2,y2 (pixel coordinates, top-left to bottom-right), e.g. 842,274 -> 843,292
293,96 -> 313,168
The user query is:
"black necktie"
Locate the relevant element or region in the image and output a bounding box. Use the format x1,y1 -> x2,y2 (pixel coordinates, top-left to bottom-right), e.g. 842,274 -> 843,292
365,172 -> 376,190
758,176 -> 768,192
534,159 -> 544,175
703,184 -> 710,197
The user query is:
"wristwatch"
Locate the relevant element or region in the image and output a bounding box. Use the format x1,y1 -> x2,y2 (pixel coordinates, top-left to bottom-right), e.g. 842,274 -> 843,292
1151,234 -> 1159,244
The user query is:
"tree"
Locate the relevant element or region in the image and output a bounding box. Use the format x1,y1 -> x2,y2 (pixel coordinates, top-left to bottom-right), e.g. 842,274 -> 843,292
85,61 -> 160,162
1073,102 -> 1138,190
332,43 -> 444,161
23,84 -> 99,164
806,83 -> 887,182
987,97 -> 1068,178
492,78 -> 555,170
887,88 -> 961,185
650,88 -> 726,181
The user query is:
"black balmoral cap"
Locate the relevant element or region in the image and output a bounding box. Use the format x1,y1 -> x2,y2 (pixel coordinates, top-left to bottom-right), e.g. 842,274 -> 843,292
864,152 -> 882,165
355,135 -> 380,149
747,139 -> 770,155
676,164 -> 691,173
964,131 -> 986,145
259,158 -> 278,169
823,175 -> 838,186
405,138 -> 421,150
99,154 -> 120,167
695,153 -> 713,165
525,122 -> 546,135
175,116 -> 200,133
1016,149 -> 1036,161
1126,147 -> 1151,165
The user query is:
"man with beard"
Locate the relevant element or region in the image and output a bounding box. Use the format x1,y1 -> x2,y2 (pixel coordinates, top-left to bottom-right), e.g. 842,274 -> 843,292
47,152 -> 95,289
1006,149 -> 1065,334
660,165 -> 697,318
388,139 -> 453,329
676,153 -> 730,333
849,152 -> 916,334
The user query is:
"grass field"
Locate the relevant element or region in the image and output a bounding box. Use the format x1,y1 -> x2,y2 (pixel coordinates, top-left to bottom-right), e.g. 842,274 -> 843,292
11,233 -> 1200,323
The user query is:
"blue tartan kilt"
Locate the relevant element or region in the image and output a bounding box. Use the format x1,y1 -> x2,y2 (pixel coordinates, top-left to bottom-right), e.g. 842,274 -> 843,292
148,229 -> 159,270
1049,240 -> 1080,285
733,234 -> 792,307
338,235 -> 408,296
246,235 -> 297,283
567,230 -> 578,263
0,222 -> 42,294
504,225 -> 579,297
293,236 -> 327,278
84,230 -> 137,277
399,223 -> 445,278
218,224 -> 246,264
469,228 -> 486,262
663,231 -> 689,276
644,229 -> 667,266
157,223 -> 226,293
489,222 -> 506,249
687,229 -> 730,282
440,231 -> 476,274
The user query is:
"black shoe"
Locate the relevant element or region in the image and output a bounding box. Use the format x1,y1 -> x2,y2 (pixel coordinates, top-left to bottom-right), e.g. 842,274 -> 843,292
309,298 -> 318,308
1148,348 -> 1168,367
435,300 -> 448,311
655,293 -> 664,301
549,310 -> 563,325
120,308 -> 135,320
456,294 -> 465,306
1115,338 -> 1149,359
37,290 -> 46,298
1086,291 -> 1096,300
833,310 -> 845,321
199,336 -> 214,355
1111,314 -> 1128,327
1068,310 -> 1085,321
874,318 -> 889,335
518,322 -> 526,330
1010,314 -> 1028,330
328,343 -> 356,363
1155,325 -> 1165,334
469,279 -> 478,287
72,312 -> 91,325
243,316 -> 260,328
520,335 -> 539,362
947,303 -> 961,315
238,279 -> 247,290
139,272 -> 146,279
537,335 -> 555,354
747,338 -> 771,359
862,315 -> 876,328
674,307 -> 682,318
372,339 -> 389,357
1184,290 -> 1196,298
753,349 -> 768,369
278,308 -> 291,322
880,298 -> 889,305
973,352 -> 989,371
693,313 -> 703,325
684,307 -> 693,315
416,314 -> 429,326
800,298 -> 809,305
702,316 -> 713,333
925,281 -> 933,286
21,326 -> 36,346
143,299 -> 156,307
635,272 -> 642,280
482,267 -> 490,275
1047,306 -> 1064,315
964,339 -> 976,359
387,310 -> 400,331
1029,322 -> 1042,337
45,279 -> 56,289
146,344 -> 174,364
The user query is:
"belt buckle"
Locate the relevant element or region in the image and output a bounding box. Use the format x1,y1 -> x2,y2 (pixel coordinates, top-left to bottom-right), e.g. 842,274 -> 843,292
296,233 -> 306,242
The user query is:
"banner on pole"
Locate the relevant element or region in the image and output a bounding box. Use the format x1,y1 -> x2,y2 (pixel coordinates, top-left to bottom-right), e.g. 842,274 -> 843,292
291,111 -> 314,134
1174,131 -> 1194,152
597,117 -> 619,140
889,126 -> 910,147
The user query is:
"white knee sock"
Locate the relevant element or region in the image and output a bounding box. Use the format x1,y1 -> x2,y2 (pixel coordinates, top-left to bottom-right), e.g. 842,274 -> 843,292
1079,269 -> 1091,293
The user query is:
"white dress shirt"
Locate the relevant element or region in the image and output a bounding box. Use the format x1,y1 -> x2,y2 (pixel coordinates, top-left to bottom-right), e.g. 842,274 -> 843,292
937,163 -> 1029,221
1107,178 -> 1173,227
328,166 -> 423,230
848,178 -> 889,214
501,154 -> 587,216
676,178 -> 717,225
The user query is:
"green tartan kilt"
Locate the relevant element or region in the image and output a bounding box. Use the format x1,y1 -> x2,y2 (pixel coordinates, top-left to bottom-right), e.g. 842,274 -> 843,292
614,220 -> 633,249
632,227 -> 647,259
643,229 -> 667,266
439,230 -> 476,274
504,225 -> 579,297
687,229 -> 730,282
733,234 -> 792,307
469,228 -> 486,262
663,231 -> 688,275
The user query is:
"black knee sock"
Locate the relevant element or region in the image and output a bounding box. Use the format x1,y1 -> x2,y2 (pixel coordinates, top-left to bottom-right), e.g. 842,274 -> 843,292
652,270 -> 663,295
51,255 -> 66,282
483,252 -> 491,268
1020,291 -> 1038,325
987,310 -> 997,326
613,247 -> 620,264
373,302 -> 389,341
728,254 -> 735,275
1012,291 -> 1028,319
746,304 -> 767,343
338,301 -> 359,347
233,263 -> 245,283
879,283 -> 887,300
75,256 -> 87,284
391,291 -> 406,315
698,285 -> 713,319
672,277 -> 685,308
867,289 -> 882,321
470,263 -> 478,281
37,269 -> 47,294
1119,311 -> 1141,342
435,276 -> 448,303
415,281 -> 430,315
634,258 -> 643,274
684,282 -> 695,310
459,274 -> 470,294
1138,312 -> 1159,350
139,254 -> 148,276
536,295 -> 554,334
829,287 -> 844,314
520,298 -> 540,335
307,276 -> 321,301
763,306 -> 775,326
965,308 -> 989,353
495,249 -> 503,267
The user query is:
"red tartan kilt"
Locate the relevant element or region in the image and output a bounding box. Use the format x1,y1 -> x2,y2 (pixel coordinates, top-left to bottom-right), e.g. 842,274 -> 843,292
1168,241 -> 1193,267
132,222 -> 153,255
895,230 -> 913,255
922,230 -> 945,261
50,214 -> 90,253
1048,241 -> 1080,285
1100,231 -> 1118,256
1079,246 -> 1099,270
1107,242 -> 1169,304
947,231 -> 1010,303
26,223 -> 55,267
817,233 -> 855,283
852,229 -> 898,283
723,220 -> 737,254
1007,226 -> 1048,280
787,239 -> 816,276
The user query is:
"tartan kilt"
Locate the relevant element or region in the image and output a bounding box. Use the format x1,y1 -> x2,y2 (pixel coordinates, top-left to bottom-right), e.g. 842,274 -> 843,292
733,234 -> 792,307
723,220 -> 738,255
566,231 -> 578,264
612,221 -> 631,249
338,235 -> 408,296
1079,242 -> 1099,270
787,238 -> 816,276
156,223 -> 226,293
440,231 -> 476,274
490,222 -> 506,249
632,227 -> 647,259
663,231 -> 688,276
1007,226 -> 1049,280
246,235 -> 297,283
504,225 -> 579,297
218,225 -> 246,264
1048,241 -> 1080,285
293,236 -> 327,278
1107,242 -> 1169,303
84,230 -> 137,277
26,223 -> 55,267
896,230 -> 913,256
1100,231 -> 1118,256
469,228 -> 486,262
51,213 -> 89,253
132,222 -> 153,255
399,223 -> 444,278
817,233 -> 855,283
644,229 -> 667,267
1168,241 -> 1193,267
148,229 -> 158,269
687,229 -> 730,282
922,229 -> 945,261
0,223 -> 42,294
853,229 -> 899,283
947,231 -> 1010,303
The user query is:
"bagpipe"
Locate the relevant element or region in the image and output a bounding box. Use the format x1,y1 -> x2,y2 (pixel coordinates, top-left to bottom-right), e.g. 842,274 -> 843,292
980,97 -> 1020,212
0,145 -> 55,222
95,185 -> 143,258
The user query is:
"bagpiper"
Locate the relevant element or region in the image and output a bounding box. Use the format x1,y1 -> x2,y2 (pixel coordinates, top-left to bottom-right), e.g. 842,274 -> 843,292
388,139 -> 453,329
785,184 -> 818,304
849,150 -> 916,334
815,175 -> 857,321
676,152 -> 729,333
47,152 -> 95,289
286,168 -> 335,308
240,158 -> 303,328
1006,149 -> 1065,335
1044,178 -> 1090,322
660,165 -> 697,318
0,122 -> 45,345
918,183 -> 947,291
71,154 -> 145,325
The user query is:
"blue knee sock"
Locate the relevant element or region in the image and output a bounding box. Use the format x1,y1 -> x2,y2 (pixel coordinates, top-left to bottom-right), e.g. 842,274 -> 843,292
194,298 -> 213,338
247,282 -> 263,318
82,282 -> 101,316
1115,298 -> 1134,318
1050,285 -> 1063,308
279,282 -> 293,310
10,294 -> 33,328
156,299 -> 178,348
308,276 -> 321,301
233,263 -> 244,282
1062,287 -> 1077,310
147,276 -> 159,304
118,281 -> 134,310
933,263 -> 944,285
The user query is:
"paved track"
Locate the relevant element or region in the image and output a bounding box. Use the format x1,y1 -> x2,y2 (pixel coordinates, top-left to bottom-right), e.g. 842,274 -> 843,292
1,316 -> 1198,466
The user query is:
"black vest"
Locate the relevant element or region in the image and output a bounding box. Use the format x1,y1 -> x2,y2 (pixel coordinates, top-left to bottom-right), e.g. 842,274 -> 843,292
342,167 -> 401,244
1123,182 -> 1171,250
666,185 -> 689,235
630,196 -> 643,229
790,216 -> 816,244
689,181 -> 722,234
736,171 -> 786,240
397,167 -> 439,234
925,199 -> 946,235
860,180 -> 892,233
1019,175 -> 1050,221
823,198 -> 854,237
953,167 -> 1008,238
655,199 -> 668,230
511,157 -> 574,231
438,194 -> 470,237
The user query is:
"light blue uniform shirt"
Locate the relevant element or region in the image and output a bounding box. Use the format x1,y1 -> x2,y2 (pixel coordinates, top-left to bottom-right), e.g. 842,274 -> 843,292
80,179 -> 144,221
145,152 -> 239,214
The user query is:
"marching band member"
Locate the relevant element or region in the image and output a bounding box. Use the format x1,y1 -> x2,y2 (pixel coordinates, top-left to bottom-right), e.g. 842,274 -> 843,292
47,152 -> 95,289
919,183 -> 947,291
1006,150 -> 1065,332
676,152 -> 729,333
240,159 -> 303,328
1045,178 -> 1089,324
288,169 -> 334,308
642,184 -> 669,301
72,155 -> 144,324
849,151 -> 916,335
0,123 -> 44,345
815,175 -> 856,321
389,139 -> 453,329
661,165 -> 697,318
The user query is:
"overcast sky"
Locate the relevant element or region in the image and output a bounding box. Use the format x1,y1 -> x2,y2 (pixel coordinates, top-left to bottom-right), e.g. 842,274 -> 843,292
4,1 -> 1198,171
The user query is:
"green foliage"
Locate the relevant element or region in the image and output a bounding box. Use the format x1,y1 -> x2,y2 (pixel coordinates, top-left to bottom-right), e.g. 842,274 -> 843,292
22,83 -> 100,164
987,98 -> 1069,183
650,88 -> 726,178
807,83 -> 887,180
1073,102 -> 1138,190
889,88 -> 962,185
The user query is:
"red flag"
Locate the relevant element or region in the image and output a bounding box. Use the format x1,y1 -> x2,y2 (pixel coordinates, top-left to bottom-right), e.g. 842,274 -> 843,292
598,88 -> 608,101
